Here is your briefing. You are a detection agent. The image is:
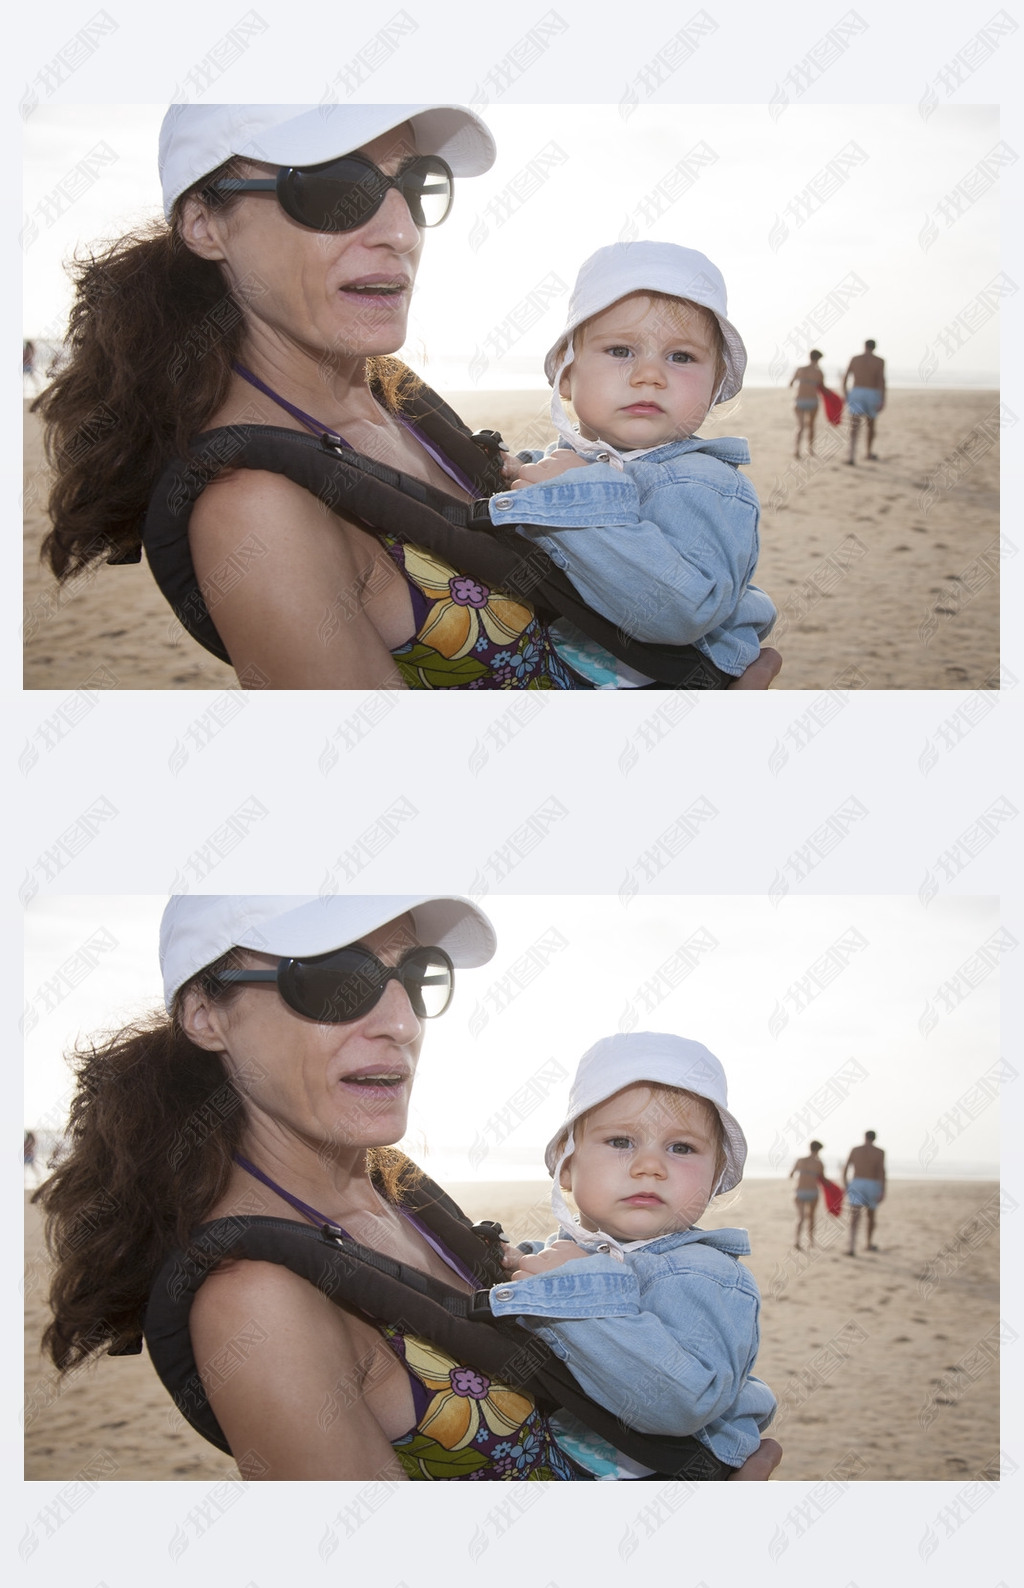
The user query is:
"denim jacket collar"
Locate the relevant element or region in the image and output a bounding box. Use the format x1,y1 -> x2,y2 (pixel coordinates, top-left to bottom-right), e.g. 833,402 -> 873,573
557,433 -> 751,468
562,1222 -> 752,1258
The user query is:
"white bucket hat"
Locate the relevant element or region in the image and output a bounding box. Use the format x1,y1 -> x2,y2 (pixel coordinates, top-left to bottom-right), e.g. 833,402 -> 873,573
160,894 -> 496,1010
545,1032 -> 748,1247
159,103 -> 497,219
544,241 -> 747,461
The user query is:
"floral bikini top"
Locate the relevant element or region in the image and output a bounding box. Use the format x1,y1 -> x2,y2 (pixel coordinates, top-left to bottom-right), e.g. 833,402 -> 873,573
383,1324 -> 584,1480
381,533 -> 581,691
371,1210 -> 582,1480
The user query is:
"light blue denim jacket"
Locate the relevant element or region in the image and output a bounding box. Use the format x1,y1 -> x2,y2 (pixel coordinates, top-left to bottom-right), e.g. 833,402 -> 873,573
488,1224 -> 776,1468
488,437 -> 776,676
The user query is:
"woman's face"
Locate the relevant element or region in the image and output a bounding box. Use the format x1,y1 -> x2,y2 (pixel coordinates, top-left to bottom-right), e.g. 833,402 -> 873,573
182,125 -> 425,365
184,916 -> 427,1155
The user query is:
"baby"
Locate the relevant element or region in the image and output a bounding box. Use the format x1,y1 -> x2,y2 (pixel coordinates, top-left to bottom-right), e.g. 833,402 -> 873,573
488,241 -> 776,688
488,1032 -> 776,1478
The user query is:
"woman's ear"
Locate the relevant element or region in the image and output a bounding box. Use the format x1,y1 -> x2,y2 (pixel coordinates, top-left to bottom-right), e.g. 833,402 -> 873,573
178,195 -> 228,262
178,983 -> 229,1051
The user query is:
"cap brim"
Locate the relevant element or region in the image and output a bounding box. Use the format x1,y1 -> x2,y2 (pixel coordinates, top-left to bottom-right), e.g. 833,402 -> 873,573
234,104 -> 496,177
232,895 -> 496,969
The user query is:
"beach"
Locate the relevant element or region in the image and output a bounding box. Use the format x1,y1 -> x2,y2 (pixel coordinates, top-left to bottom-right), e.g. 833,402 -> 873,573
23,387 -> 999,692
24,1176 -> 999,1482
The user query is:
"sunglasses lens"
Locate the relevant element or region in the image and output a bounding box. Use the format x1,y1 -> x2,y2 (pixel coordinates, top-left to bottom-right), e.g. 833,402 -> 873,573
282,159 -> 383,232
280,947 -> 454,1023
280,949 -> 378,1023
280,156 -> 453,232
399,157 -> 453,228
400,947 -> 454,1018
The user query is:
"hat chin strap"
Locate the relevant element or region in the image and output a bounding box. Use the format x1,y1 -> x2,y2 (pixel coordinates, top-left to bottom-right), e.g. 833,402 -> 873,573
550,1126 -> 628,1257
549,349 -> 626,469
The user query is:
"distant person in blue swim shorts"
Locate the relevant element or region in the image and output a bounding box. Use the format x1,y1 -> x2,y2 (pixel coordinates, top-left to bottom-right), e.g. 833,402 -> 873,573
843,340 -> 885,465
843,1130 -> 886,1255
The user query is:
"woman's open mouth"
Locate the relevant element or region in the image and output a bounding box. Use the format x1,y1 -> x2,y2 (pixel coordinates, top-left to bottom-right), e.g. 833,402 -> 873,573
340,276 -> 410,302
339,1068 -> 409,1098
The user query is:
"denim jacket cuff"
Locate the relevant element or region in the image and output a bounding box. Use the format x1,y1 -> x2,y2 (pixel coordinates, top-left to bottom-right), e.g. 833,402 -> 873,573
489,1254 -> 636,1319
489,467 -> 635,529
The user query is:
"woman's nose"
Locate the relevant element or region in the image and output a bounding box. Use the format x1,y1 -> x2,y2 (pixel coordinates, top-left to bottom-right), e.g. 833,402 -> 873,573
361,183 -> 422,254
363,974 -> 422,1042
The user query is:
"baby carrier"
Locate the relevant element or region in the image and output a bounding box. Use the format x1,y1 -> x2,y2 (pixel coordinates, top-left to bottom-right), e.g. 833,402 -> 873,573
139,1170 -> 731,1480
138,376 -> 730,689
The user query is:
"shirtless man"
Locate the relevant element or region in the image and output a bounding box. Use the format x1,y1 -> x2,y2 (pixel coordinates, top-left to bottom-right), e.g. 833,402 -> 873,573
843,1130 -> 886,1254
789,1139 -> 825,1249
789,350 -> 825,459
843,340 -> 885,464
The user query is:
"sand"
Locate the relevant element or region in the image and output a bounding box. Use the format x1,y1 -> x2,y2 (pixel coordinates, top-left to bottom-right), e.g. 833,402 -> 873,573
24,1177 -> 998,1481
23,387 -> 1000,691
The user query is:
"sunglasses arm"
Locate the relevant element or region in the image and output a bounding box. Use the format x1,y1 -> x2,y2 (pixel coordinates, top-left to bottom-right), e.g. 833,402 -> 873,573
209,968 -> 280,985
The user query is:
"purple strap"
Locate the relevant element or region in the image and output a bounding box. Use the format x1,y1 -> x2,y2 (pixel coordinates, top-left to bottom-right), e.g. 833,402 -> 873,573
396,414 -> 478,495
400,1209 -> 480,1288
232,1153 -> 478,1287
233,362 -> 347,444
233,360 -> 477,496
234,1153 -> 346,1232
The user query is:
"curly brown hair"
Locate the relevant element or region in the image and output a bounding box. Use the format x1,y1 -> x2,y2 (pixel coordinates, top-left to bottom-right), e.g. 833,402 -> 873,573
34,965 -> 420,1372
34,165 -> 417,580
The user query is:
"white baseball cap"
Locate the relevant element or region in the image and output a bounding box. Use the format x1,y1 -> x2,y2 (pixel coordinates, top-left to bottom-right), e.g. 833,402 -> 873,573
546,1032 -> 748,1232
160,894 -> 496,1010
159,103 -> 497,219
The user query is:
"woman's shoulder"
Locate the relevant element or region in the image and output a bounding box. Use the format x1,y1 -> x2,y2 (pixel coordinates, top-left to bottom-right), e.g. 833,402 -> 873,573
190,1255 -> 329,1329
189,1254 -> 382,1369
187,453 -> 328,534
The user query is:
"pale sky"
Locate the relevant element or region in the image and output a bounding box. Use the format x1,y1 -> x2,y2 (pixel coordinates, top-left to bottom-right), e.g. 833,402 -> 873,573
23,103 -> 1003,388
25,894 -> 1001,1181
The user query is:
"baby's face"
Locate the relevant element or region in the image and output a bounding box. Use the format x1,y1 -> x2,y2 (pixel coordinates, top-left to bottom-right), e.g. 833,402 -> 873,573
560,293 -> 721,452
560,1084 -> 720,1244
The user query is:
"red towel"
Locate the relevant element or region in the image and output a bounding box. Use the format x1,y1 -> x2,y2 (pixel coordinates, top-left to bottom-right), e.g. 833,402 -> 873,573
819,1175 -> 845,1216
819,386 -> 844,426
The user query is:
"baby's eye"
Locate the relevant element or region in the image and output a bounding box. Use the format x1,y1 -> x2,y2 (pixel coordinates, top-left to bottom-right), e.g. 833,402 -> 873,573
606,1136 -> 634,1149
669,351 -> 694,364
669,1141 -> 695,1154
606,345 -> 633,359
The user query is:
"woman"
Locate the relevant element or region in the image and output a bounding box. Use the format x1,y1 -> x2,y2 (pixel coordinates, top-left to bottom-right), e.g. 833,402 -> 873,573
36,104 -> 779,690
36,893 -> 780,1480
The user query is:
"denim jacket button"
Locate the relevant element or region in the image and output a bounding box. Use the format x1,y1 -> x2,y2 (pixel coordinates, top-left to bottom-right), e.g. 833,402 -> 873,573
494,497 -> 512,510
494,1287 -> 514,1300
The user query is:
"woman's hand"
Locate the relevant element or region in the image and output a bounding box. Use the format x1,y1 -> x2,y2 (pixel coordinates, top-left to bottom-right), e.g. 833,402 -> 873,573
727,1438 -> 783,1480
504,1239 -> 593,1279
726,647 -> 782,690
510,453 -> 591,489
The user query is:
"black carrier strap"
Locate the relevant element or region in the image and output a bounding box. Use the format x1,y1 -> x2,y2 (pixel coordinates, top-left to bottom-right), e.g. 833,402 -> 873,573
141,379 -> 729,689
143,1181 -> 730,1480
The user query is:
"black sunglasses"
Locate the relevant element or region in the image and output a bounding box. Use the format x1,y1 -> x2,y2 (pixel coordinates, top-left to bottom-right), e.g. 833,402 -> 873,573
205,153 -> 454,233
207,944 -> 455,1024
